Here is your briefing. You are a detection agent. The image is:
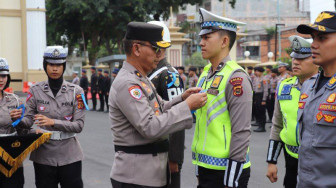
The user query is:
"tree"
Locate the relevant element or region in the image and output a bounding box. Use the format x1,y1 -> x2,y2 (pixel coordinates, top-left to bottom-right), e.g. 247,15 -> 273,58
264,26 -> 275,53
184,52 -> 208,67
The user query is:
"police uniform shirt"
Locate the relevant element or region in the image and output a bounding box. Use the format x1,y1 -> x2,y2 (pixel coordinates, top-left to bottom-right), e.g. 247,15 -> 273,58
269,76 -> 279,94
0,92 -> 21,134
202,56 -> 252,162
72,76 -> 79,85
297,72 -> 336,187
20,81 -> 85,166
253,75 -> 268,101
149,58 -> 186,164
109,61 -> 193,187
187,74 -> 198,89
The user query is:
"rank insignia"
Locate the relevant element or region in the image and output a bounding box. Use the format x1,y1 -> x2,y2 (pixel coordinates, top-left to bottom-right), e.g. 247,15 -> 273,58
210,76 -> 223,89
300,93 -> 308,100
316,111 -> 323,122
197,77 -> 205,88
326,76 -> 336,89
298,102 -> 306,109
233,85 -> 243,96
154,101 -> 159,108
76,94 -> 84,109
327,93 -> 336,103
141,82 -> 147,87
26,92 -> 33,102
155,110 -> 159,116
134,71 -> 142,78
281,84 -> 292,95
323,114 -> 336,123
128,85 -> 143,100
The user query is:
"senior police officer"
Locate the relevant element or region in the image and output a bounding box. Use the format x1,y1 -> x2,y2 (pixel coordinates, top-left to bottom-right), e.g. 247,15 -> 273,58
266,36 -> 318,188
147,21 -> 185,188
253,66 -> 268,132
109,22 -> 207,188
17,46 -> 86,188
191,8 -> 252,188
295,11 -> 336,188
0,58 -> 25,188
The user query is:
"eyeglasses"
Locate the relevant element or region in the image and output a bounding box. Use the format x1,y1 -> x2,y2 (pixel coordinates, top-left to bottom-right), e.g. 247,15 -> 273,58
136,43 -> 163,55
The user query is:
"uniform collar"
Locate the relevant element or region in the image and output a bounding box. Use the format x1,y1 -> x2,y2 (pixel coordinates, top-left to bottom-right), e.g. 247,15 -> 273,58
41,80 -> 69,93
122,61 -> 145,80
311,71 -> 336,91
208,55 -> 231,77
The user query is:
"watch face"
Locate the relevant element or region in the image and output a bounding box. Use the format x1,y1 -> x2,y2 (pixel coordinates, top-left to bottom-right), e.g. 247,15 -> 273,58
291,37 -> 301,52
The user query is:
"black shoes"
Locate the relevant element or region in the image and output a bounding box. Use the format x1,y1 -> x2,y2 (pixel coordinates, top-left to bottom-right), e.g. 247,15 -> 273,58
254,126 -> 266,132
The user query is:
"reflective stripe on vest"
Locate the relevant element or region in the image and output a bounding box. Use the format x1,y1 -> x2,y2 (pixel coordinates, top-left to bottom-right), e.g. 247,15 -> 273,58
278,76 -> 300,159
191,61 -> 251,170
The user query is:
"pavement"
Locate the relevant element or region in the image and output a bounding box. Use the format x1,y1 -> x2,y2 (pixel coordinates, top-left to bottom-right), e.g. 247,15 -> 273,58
22,109 -> 286,188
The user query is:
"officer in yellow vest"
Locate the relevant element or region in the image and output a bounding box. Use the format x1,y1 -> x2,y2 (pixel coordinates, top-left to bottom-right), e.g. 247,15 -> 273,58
192,8 -> 253,188
266,35 -> 318,187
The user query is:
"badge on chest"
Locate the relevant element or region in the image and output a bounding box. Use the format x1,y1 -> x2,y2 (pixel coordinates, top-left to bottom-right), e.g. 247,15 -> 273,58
210,76 -> 223,89
278,84 -> 293,100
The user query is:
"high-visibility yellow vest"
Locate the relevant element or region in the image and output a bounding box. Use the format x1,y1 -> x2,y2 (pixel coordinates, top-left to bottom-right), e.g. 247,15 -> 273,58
191,61 -> 251,170
278,76 -> 300,159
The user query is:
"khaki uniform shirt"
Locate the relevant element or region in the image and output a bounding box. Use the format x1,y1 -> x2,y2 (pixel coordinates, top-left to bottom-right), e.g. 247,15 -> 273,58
187,74 -> 198,89
253,75 -> 268,101
0,92 -> 20,134
109,62 -> 193,187
72,76 -> 80,85
21,81 -> 85,166
269,76 -> 279,94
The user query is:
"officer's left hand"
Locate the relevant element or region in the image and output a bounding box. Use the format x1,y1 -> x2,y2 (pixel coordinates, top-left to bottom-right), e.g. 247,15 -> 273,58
34,114 -> 55,127
261,101 -> 266,106
182,87 -> 202,101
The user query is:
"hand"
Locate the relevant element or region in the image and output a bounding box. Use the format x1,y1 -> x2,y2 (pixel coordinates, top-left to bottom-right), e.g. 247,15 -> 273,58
35,129 -> 44,134
185,93 -> 207,110
266,163 -> 278,183
261,101 -> 266,106
10,109 -> 22,120
169,161 -> 179,173
34,114 -> 55,127
182,87 -> 202,101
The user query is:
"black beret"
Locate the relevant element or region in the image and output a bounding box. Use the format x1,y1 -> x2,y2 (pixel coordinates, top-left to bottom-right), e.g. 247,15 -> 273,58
104,70 -> 109,74
98,69 -> 102,72
266,65 -> 273,69
254,66 -> 265,72
271,68 -> 278,74
91,66 -> 96,70
247,66 -> 253,70
125,22 -> 163,46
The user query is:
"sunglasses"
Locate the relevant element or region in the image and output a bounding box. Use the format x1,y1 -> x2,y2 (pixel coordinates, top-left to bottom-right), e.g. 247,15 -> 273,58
136,43 -> 163,55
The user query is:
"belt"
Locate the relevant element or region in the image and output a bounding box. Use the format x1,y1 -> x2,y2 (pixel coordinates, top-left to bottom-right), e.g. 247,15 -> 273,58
115,139 -> 169,156
41,129 -> 76,140
0,132 -> 17,137
286,144 -> 299,154
192,152 -> 250,167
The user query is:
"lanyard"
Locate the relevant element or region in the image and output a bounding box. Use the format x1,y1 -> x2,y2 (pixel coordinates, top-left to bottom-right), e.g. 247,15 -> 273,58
12,104 -> 25,127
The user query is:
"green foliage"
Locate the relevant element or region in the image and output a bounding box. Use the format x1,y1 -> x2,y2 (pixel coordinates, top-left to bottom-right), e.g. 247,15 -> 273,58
264,27 -> 275,38
285,47 -> 292,56
277,57 -> 292,68
184,52 -> 208,66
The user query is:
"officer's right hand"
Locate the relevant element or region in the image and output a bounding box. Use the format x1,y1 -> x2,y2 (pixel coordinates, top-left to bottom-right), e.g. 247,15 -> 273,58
10,109 -> 22,120
266,163 -> 278,183
185,93 -> 207,110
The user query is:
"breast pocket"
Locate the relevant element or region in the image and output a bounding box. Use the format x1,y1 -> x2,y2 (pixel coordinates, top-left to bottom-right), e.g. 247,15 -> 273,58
37,104 -> 50,114
60,101 -> 75,121
312,111 -> 336,148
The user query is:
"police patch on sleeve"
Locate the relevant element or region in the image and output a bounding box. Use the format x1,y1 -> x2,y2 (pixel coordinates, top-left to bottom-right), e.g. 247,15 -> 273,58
229,77 -> 243,97
26,92 -> 33,102
128,86 -> 143,100
76,94 -> 84,109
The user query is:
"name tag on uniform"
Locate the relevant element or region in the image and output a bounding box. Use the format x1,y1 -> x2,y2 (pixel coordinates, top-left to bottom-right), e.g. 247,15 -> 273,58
281,84 -> 292,95
210,76 -> 223,89
278,95 -> 292,100
207,89 -> 219,96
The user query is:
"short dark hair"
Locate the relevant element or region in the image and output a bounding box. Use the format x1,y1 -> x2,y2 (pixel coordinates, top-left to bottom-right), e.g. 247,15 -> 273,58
189,66 -> 197,72
218,30 -> 236,50
247,66 -> 253,70
266,65 -> 273,69
177,66 -> 185,71
123,39 -> 134,55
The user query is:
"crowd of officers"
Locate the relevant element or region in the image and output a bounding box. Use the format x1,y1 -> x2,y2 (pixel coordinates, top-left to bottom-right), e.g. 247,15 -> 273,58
1,6 -> 336,188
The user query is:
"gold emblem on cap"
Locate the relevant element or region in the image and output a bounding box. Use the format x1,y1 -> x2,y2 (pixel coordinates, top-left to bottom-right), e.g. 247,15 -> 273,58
11,140 -> 21,148
315,12 -> 334,23
292,38 -> 301,51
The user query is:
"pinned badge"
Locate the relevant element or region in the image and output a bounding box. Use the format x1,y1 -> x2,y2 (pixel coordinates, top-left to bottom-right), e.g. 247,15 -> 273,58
134,71 -> 142,78
154,101 -> 159,108
26,92 -> 33,102
39,106 -> 46,111
327,76 -> 336,89
76,94 -> 84,109
323,114 -> 336,123
129,85 -> 143,100
298,102 -> 306,109
210,75 -> 223,89
207,88 -> 219,96
281,84 -> 292,95
316,111 -> 323,122
327,93 -> 336,103
300,93 -> 308,100
64,115 -> 73,121
155,110 -> 160,116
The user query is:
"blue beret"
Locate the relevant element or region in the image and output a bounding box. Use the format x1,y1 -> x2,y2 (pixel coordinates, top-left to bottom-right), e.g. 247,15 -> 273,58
98,69 -> 102,72
91,66 -> 96,70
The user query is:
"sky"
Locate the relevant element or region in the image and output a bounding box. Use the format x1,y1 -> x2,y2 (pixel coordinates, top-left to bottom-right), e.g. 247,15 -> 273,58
310,0 -> 335,22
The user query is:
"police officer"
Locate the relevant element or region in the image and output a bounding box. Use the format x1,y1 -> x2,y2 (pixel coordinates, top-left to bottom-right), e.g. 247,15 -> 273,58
18,46 -> 86,188
253,66 -> 268,132
177,67 -> 187,89
0,58 -> 24,188
266,36 -> 318,188
266,68 -> 279,122
296,11 -> 336,187
90,66 -> 98,111
103,70 -> 111,113
147,21 -> 185,188
186,67 -> 198,89
192,8 -> 252,188
110,68 -> 119,85
97,69 -> 105,111
278,62 -> 291,82
71,71 -> 79,85
80,70 -> 89,103
264,65 -> 273,122
109,22 -> 207,188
